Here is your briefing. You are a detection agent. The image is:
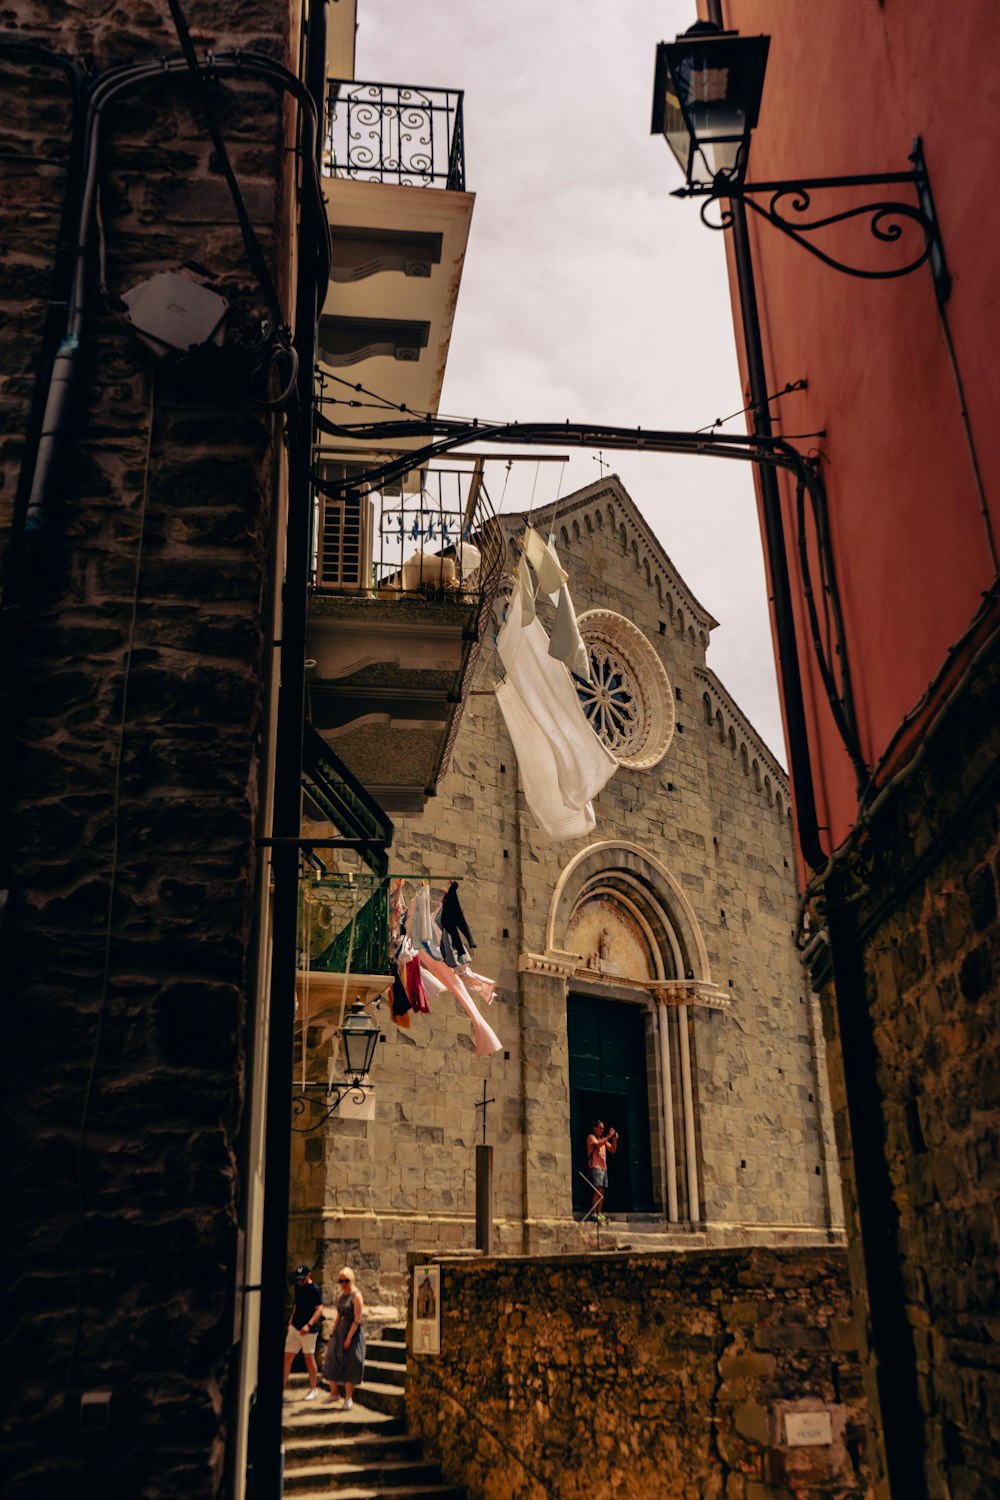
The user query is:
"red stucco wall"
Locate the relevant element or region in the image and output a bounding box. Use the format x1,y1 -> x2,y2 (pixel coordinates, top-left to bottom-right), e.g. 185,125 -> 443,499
712,0 -> 1000,855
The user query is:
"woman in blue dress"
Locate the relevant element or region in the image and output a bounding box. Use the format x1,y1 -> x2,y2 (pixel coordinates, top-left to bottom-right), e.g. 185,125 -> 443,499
322,1266 -> 366,1409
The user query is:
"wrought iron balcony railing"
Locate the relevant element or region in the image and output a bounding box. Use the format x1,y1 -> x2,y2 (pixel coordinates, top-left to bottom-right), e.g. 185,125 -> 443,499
325,78 -> 466,191
300,872 -> 390,979
312,460 -> 503,605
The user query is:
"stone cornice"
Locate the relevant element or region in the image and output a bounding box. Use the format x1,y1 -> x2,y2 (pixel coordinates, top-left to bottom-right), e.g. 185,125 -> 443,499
645,979 -> 730,1012
518,950 -> 581,979
518,956 -> 730,1012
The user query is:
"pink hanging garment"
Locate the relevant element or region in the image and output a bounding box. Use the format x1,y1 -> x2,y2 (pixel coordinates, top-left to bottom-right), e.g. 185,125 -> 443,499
390,879 -> 408,942
418,951 -> 503,1057
456,965 -> 497,1006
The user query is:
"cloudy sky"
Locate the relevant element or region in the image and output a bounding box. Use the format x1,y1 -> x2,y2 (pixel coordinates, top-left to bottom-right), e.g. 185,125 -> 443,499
355,0 -> 787,763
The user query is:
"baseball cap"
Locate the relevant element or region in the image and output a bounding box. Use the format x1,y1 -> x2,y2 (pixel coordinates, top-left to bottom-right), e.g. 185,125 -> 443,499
294,1264 -> 311,1279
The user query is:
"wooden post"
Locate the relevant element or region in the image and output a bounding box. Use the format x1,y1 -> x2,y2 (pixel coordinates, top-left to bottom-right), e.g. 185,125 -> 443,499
475,1143 -> 494,1254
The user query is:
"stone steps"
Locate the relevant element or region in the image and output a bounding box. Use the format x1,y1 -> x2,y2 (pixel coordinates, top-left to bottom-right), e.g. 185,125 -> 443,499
286,1434 -> 421,1467
282,1328 -> 465,1499
285,1488 -> 465,1500
283,1458 -> 457,1495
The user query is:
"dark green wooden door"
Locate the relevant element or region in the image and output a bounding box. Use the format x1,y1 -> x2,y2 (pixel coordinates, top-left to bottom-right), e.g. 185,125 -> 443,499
567,994 -> 654,1213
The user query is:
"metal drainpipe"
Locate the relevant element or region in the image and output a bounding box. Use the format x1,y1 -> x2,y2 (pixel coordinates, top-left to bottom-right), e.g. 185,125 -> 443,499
252,1 -> 328,1493
727,197 -> 824,870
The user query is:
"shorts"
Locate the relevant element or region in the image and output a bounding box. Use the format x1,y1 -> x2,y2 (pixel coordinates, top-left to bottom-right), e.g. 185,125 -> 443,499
587,1168 -> 608,1188
285,1325 -> 318,1355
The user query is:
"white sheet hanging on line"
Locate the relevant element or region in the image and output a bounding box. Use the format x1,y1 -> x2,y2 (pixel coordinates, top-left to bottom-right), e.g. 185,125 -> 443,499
548,583 -> 591,681
495,587 -> 616,837
495,679 -> 597,840
523,525 -> 568,597
515,554 -> 537,624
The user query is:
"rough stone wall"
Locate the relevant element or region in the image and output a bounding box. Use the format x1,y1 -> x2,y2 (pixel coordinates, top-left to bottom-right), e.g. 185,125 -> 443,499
0,4 -> 292,1495
297,480 -> 841,1307
817,630 -> 1000,1500
407,1247 -> 872,1500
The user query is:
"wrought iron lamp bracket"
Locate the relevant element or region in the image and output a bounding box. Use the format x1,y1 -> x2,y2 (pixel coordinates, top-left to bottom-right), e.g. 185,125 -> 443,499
290,1080 -> 371,1132
676,139 -> 950,306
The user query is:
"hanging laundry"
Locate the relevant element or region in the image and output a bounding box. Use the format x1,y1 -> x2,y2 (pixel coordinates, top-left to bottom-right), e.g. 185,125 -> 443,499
456,964 -> 496,1006
496,679 -> 598,840
390,880 -> 408,939
408,885 -> 442,958
439,881 -> 476,955
515,554 -> 536,625
438,927 -> 461,969
523,525 -> 568,597
405,954 -> 430,1014
548,583 -> 592,682
390,968 -> 412,1029
497,587 -> 617,812
417,951 -> 503,1057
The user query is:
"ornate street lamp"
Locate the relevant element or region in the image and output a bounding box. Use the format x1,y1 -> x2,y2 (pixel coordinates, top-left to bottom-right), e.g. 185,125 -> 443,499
651,22 -> 769,195
291,997 -> 381,1132
652,22 -> 949,302
340,996 -> 381,1085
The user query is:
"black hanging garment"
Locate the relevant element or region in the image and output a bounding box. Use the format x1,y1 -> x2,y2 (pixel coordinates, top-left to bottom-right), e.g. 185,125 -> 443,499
439,881 -> 475,960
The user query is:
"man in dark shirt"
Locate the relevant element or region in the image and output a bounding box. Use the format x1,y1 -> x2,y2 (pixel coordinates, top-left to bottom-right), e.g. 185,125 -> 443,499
283,1264 -> 324,1400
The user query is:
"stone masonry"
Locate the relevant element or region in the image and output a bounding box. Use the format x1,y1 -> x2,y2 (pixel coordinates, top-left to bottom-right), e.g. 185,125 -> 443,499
407,1247 -> 872,1500
293,478 -> 843,1307
0,5 -> 293,1495
814,630 -> 1000,1500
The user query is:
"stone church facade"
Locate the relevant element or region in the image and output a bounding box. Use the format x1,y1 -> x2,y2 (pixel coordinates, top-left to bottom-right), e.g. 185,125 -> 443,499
290,477 -> 843,1306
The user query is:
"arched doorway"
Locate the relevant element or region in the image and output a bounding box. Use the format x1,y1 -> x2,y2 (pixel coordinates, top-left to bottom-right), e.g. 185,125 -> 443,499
548,842 -> 712,1224
568,991 -> 654,1214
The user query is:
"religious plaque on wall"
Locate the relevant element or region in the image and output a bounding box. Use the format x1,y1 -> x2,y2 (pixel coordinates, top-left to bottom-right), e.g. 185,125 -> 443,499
412,1264 -> 441,1355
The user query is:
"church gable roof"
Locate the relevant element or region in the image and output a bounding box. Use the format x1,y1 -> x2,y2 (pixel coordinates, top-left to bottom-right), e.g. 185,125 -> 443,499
502,474 -> 719,638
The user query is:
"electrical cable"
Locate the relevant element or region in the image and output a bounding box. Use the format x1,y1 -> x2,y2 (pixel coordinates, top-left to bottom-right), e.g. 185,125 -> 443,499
793,471 -> 868,785
695,377 -> 807,434
165,0 -> 283,345
13,46 -> 330,554
936,298 -> 999,576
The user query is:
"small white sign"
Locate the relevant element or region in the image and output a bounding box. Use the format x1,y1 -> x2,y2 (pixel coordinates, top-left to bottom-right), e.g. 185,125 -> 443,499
785,1410 -> 833,1447
412,1264 -> 440,1356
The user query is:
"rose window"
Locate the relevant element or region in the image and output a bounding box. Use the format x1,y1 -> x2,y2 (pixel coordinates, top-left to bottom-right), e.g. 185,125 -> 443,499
577,644 -> 646,758
574,609 -> 675,770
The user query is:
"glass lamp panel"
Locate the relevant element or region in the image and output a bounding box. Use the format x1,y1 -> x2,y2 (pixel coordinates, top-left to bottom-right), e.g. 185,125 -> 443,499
657,31 -> 769,189
341,1009 -> 379,1079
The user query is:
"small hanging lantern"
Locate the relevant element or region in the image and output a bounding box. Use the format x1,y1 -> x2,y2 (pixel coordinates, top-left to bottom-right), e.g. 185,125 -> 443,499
340,998 -> 381,1086
651,22 -> 770,194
